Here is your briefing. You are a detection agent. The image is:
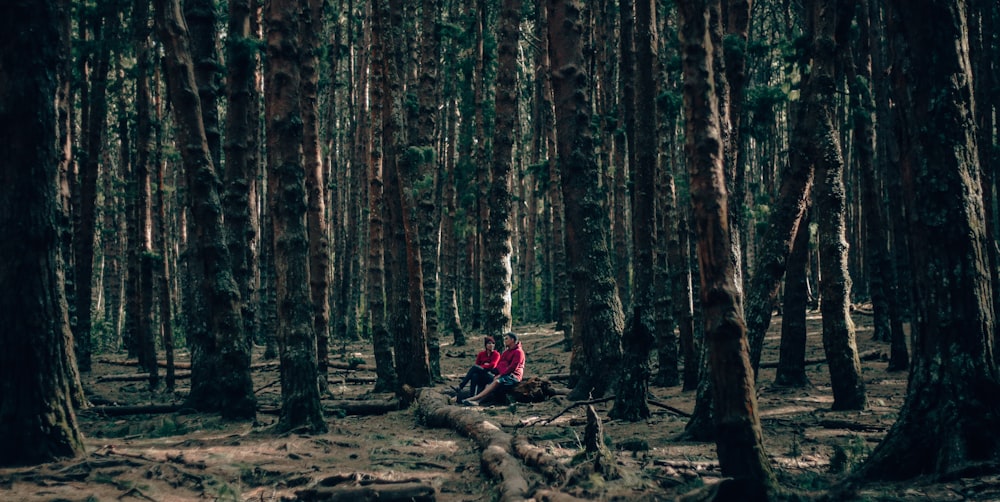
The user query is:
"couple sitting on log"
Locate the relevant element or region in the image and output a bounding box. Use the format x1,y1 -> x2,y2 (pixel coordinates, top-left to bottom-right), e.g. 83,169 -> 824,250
454,332 -> 525,407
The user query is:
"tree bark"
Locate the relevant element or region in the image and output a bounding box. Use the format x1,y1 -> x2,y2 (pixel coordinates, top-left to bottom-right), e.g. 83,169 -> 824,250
224,0 -> 262,352
368,0 -> 398,393
301,0 -> 332,387
677,0 -> 775,487
810,1 -> 866,411
74,4 -> 112,372
857,0 -> 1000,480
264,0 -> 326,433
415,0 -> 444,380
0,0 -> 86,464
612,0 -> 657,421
548,0 -> 625,401
154,0 -> 257,420
774,209 -> 811,388
483,0 -> 521,340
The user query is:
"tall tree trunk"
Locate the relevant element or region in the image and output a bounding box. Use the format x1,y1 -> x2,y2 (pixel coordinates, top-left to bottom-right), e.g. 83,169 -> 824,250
811,1 -> 866,411
415,0 -> 443,379
133,0 -> 158,389
55,0 -> 88,409
774,208 -> 811,388
0,0 -> 86,463
612,0 -> 657,422
154,0 -> 256,420
677,0 -> 775,488
858,0 -> 1000,480
848,0 -> 891,346
615,0 -> 635,311
368,0 -> 397,393
441,96 -> 465,347
548,0 -> 625,402
744,80 -> 816,375
483,0 -> 521,339
264,0 -> 327,433
867,0 -> 908,372
224,0 -> 262,351
377,0 -> 431,393
74,5 -> 112,372
183,0 -> 223,169
301,0 -> 332,389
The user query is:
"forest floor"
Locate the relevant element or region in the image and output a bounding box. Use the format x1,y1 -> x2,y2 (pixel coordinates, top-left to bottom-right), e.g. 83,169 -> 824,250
3,311 -> 1000,501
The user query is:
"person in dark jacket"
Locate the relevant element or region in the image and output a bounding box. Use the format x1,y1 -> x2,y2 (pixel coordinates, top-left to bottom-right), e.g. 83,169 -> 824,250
463,332 -> 525,406
454,336 -> 501,397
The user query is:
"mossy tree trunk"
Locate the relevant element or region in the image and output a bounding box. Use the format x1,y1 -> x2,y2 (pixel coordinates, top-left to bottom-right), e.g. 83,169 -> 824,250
155,0 -> 257,420
856,0 -> 1000,480
810,1 -> 867,411
612,0 -> 658,421
483,0 -> 520,340
677,0 -> 776,488
264,0 -> 326,432
548,0 -> 625,402
368,0 -> 397,392
0,0 -> 86,465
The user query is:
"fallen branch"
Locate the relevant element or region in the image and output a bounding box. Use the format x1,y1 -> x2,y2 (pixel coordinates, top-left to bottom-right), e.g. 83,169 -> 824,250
535,396 -> 614,426
647,399 -> 692,418
82,404 -> 185,416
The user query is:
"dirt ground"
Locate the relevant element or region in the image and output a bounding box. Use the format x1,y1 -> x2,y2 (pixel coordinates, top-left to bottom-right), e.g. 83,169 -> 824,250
3,312 -> 1000,501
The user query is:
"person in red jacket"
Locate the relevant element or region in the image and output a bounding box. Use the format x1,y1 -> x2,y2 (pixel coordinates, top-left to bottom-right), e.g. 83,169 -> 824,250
454,336 -> 501,397
463,332 -> 525,406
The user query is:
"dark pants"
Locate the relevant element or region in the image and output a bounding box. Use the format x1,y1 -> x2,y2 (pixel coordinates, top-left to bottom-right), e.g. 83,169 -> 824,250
458,366 -> 495,395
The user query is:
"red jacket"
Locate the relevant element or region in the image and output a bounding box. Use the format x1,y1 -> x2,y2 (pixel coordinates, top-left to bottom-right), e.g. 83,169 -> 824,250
475,349 -> 500,370
495,342 -> 525,381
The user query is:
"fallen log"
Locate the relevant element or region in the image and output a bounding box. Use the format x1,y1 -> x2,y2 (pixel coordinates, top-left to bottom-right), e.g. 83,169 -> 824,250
295,481 -> 435,501
416,389 -> 530,502
818,419 -> 887,433
96,372 -> 191,382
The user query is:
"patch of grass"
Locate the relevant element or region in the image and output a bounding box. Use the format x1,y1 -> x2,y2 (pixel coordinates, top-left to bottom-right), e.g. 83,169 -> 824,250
149,417 -> 187,438
214,482 -> 241,501
829,435 -> 870,474
788,433 -> 802,458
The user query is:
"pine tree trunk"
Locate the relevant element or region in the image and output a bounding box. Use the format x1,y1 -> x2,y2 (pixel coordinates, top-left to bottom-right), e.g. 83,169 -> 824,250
859,0 -> 1000,479
155,0 -> 257,420
0,0 -> 86,463
133,0 -> 158,389
677,0 -> 775,487
264,0 -> 326,432
183,0 -> 223,169
74,4 -> 112,372
810,2 -> 866,411
377,0 -> 431,392
774,209 -> 811,388
416,0 -> 443,379
483,0 -> 520,339
368,0 -> 397,392
301,0 -> 332,387
612,0 -> 657,422
548,0 -> 625,402
224,0 -> 262,351
441,97 -> 465,347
